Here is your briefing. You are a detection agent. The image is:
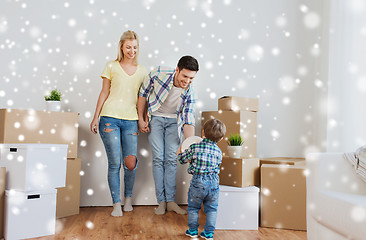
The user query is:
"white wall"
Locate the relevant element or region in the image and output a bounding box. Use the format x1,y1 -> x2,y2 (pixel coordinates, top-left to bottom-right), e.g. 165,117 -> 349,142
0,0 -> 328,206
327,0 -> 366,152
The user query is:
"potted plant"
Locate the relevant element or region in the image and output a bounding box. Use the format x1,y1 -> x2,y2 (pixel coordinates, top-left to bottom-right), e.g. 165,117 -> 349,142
44,89 -> 62,112
227,133 -> 244,158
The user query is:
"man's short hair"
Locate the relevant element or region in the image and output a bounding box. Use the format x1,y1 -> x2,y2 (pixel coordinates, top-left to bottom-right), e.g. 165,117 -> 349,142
177,55 -> 199,72
203,119 -> 226,143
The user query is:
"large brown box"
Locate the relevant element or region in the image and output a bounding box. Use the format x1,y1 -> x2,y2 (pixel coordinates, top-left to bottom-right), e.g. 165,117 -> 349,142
219,157 -> 259,187
56,158 -> 81,218
218,96 -> 259,112
0,109 -> 78,158
260,164 -> 306,231
201,111 -> 257,158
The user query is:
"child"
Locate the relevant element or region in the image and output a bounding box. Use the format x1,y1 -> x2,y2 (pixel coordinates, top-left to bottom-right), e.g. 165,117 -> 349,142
177,119 -> 226,240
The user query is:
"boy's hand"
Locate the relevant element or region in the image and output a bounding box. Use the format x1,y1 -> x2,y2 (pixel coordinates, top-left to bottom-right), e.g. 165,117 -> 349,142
176,145 -> 182,155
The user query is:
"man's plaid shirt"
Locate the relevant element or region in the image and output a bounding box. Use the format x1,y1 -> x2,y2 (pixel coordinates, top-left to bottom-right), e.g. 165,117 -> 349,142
139,66 -> 196,141
178,138 -> 222,175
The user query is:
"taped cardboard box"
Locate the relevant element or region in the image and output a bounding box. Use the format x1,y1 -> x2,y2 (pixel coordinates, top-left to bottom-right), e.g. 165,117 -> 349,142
56,158 -> 81,218
219,157 -> 259,188
0,109 -> 79,158
260,157 -> 305,166
260,164 -> 306,231
218,96 -> 259,112
258,157 -> 305,187
201,111 -> 257,158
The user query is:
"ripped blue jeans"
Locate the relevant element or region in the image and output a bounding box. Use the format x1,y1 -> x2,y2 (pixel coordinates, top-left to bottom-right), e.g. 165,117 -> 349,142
99,116 -> 138,204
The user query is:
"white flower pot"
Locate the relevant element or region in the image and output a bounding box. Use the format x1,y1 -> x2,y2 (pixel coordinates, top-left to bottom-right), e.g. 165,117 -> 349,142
45,101 -> 61,112
227,146 -> 242,159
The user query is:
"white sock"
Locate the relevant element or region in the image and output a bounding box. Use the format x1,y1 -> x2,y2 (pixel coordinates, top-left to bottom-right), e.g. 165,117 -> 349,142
167,201 -> 187,215
111,202 -> 123,217
123,197 -> 133,212
155,202 -> 166,215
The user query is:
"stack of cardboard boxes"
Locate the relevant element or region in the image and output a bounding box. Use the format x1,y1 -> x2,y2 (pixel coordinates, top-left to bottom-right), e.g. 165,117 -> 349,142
202,96 -> 260,188
201,98 -> 307,231
201,96 -> 260,230
0,109 -> 81,238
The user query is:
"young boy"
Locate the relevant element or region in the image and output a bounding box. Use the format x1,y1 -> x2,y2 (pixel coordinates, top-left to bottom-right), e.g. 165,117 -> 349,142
177,119 -> 226,240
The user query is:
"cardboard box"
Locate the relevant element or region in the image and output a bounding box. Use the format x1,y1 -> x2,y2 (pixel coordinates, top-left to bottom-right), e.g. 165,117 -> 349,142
219,157 -> 259,187
216,185 -> 259,230
260,164 -> 306,231
0,109 -> 79,158
260,157 -> 305,166
56,158 -> 81,218
201,111 -> 257,158
0,144 -> 67,191
218,96 -> 259,112
4,188 -> 57,240
0,167 -> 5,239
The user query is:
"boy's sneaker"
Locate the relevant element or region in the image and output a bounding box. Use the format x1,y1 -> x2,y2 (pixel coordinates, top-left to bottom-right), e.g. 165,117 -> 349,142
185,228 -> 198,238
200,230 -> 214,240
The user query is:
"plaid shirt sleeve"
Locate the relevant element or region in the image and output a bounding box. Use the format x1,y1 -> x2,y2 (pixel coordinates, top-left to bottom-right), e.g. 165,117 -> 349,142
178,146 -> 194,165
177,86 -> 196,140
183,86 -> 196,126
139,68 -> 157,98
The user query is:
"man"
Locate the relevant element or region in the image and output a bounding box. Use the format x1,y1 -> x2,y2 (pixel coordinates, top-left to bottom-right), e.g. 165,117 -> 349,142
137,56 -> 199,215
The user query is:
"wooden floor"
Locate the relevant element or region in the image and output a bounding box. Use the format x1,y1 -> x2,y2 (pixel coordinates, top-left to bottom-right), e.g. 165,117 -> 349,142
32,206 -> 307,240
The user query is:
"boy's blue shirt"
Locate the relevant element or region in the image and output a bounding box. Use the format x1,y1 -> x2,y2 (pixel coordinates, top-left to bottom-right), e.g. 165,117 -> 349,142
178,138 -> 222,175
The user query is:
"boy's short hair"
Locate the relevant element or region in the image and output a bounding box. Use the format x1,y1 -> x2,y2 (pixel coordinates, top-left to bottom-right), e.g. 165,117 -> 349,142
177,55 -> 199,72
203,119 -> 226,142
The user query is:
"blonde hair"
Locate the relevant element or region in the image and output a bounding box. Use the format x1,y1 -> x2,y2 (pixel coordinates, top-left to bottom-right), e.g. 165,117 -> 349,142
116,30 -> 139,63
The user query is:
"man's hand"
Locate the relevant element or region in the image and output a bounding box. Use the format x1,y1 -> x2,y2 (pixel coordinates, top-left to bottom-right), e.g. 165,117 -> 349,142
137,96 -> 150,133
176,145 -> 182,155
183,124 -> 195,139
138,119 -> 150,133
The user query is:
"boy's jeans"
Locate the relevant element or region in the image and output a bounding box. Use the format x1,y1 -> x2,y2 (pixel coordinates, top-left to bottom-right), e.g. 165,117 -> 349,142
99,116 -> 139,204
148,116 -> 180,203
187,174 -> 220,232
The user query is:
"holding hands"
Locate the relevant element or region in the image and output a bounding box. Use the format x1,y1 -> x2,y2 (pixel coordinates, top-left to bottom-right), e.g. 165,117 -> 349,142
138,119 -> 150,133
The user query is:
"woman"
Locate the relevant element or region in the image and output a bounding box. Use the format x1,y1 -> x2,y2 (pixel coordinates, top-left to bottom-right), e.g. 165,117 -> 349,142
90,30 -> 146,217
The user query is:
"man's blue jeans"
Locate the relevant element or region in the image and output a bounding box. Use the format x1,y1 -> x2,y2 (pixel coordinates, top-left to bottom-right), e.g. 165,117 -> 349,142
99,116 -> 139,204
187,174 -> 220,232
148,116 -> 180,203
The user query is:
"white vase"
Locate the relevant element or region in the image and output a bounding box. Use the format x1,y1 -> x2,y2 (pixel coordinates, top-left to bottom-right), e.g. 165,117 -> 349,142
227,146 -> 242,158
46,101 -> 61,112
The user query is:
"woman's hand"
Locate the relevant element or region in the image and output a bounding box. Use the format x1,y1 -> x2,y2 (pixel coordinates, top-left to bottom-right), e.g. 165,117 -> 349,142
90,118 -> 99,134
138,119 -> 150,133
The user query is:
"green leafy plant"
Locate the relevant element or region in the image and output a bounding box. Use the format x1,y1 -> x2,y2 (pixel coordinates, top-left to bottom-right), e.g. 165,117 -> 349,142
227,133 -> 244,146
44,89 -> 62,101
